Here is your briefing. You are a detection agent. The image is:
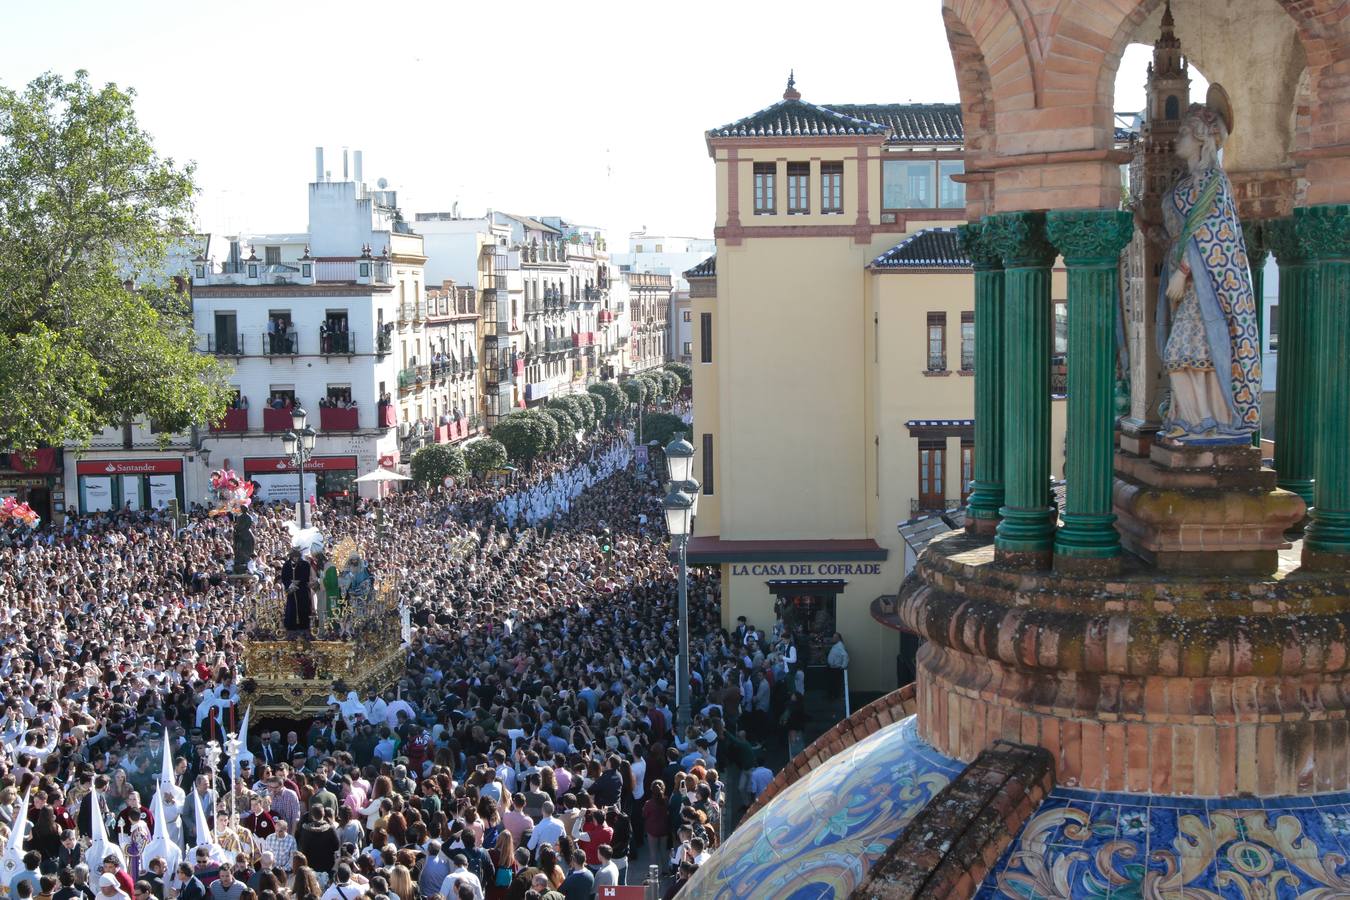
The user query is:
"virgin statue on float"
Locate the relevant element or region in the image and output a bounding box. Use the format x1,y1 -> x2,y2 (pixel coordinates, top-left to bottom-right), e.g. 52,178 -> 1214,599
1155,83 -> 1262,443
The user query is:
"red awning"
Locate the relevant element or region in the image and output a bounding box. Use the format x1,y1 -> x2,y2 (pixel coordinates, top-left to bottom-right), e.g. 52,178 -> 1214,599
76,458 -> 183,476
243,455 -> 359,474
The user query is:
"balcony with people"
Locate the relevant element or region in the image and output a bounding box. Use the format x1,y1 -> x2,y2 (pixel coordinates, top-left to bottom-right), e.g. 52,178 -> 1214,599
319,316 -> 354,355
377,393 -> 396,428
318,392 -> 359,431
264,317 -> 300,355
263,392 -> 299,432
210,395 -> 249,433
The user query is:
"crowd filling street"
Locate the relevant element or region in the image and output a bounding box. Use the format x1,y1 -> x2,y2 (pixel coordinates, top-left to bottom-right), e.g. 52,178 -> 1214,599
0,420 -> 830,900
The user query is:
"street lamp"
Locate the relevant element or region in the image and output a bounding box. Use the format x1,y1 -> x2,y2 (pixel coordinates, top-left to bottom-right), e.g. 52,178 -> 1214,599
282,406 -> 318,528
663,431 -> 700,734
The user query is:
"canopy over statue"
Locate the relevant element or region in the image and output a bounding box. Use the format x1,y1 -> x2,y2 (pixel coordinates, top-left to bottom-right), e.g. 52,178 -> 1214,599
240,531 -> 406,717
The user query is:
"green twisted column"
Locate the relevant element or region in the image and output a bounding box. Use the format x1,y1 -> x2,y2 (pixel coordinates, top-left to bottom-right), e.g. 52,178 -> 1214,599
1265,217 -> 1316,508
986,211 -> 1057,567
1300,204 -> 1350,570
1046,209 -> 1134,569
957,220 -> 1005,534
1244,221 -> 1270,449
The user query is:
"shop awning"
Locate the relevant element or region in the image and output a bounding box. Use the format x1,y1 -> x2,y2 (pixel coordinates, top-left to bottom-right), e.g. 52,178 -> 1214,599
686,536 -> 888,565
765,579 -> 848,596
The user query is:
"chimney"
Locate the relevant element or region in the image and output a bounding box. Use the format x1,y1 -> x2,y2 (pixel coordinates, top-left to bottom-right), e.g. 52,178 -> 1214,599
353,150 -> 363,186
342,147 -> 349,181
314,147 -> 324,182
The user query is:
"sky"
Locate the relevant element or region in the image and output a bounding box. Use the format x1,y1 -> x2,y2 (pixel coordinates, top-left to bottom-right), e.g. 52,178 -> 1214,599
0,1 -> 1170,246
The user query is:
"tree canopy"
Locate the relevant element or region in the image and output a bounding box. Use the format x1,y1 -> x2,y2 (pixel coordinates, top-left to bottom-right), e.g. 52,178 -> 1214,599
464,438 -> 507,474
409,443 -> 466,486
0,70 -> 231,449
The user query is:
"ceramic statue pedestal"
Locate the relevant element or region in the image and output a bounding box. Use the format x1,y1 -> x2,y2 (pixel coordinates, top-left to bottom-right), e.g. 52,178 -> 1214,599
1113,438 -> 1304,575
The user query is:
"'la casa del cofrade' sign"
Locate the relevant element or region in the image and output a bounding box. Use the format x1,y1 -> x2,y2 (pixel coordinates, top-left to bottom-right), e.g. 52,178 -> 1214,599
730,562 -> 883,577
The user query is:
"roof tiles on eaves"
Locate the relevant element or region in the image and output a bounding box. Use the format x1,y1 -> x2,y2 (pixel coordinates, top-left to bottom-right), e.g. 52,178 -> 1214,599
871,228 -> 971,270
709,100 -> 963,144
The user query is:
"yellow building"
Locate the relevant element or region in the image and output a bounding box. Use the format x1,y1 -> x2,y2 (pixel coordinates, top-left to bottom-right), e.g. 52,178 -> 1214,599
689,78 -> 1066,693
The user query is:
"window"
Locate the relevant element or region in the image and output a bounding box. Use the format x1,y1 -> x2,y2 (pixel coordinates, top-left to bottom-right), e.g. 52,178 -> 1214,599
753,163 -> 776,215
821,162 -> 844,214
882,159 -> 936,209
939,160 -> 966,209
213,312 -> 239,355
1053,300 -> 1068,356
927,312 -> 947,371
702,433 -> 714,495
326,384 -> 352,404
700,312 -> 713,363
655,244 -> 663,253
264,246 -> 281,266
960,311 -> 975,371
635,244 -> 644,253
682,341 -> 692,357
787,163 -> 810,215
1269,304 -> 1279,351
682,310 -> 692,323
919,444 -> 946,510
961,443 -> 975,502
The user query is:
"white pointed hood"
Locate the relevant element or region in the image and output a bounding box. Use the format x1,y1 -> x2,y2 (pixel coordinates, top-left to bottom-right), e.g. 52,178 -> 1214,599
191,789 -> 229,866
160,730 -> 185,805
233,707 -> 254,775
85,789 -> 125,870
0,788 -> 30,887
142,789 -> 182,872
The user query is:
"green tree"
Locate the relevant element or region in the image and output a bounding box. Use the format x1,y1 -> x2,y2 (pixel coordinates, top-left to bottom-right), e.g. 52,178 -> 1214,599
640,412 -> 686,448
664,361 -> 692,389
492,414 -> 550,463
659,369 -> 682,400
571,392 -> 597,430
464,437 -> 507,475
540,406 -> 574,438
409,443 -> 466,487
588,382 -> 623,422
621,378 -> 647,409
0,70 -> 231,450
521,407 -> 560,451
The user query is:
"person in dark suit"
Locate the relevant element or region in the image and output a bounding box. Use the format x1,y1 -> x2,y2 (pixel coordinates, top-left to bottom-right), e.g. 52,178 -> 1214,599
558,850 -> 593,900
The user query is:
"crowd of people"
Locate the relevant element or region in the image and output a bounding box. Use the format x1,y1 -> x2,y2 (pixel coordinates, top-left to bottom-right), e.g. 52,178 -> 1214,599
0,417 -> 821,900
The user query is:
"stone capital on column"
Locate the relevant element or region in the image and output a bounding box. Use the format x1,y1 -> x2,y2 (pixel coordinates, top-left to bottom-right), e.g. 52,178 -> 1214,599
1264,216 -> 1310,266
956,221 -> 1003,272
1297,204 -> 1350,261
984,211 -> 1057,269
1046,209 -> 1134,267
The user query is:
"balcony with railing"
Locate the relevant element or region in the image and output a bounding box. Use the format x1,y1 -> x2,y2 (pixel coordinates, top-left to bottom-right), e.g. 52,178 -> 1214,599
397,365 -> 430,390
319,406 -> 359,431
263,407 -> 296,432
319,330 -> 356,355
210,407 -> 249,433
196,257 -> 392,287
434,418 -> 473,443
263,330 -> 300,356
207,334 -> 246,356
926,353 -> 947,373
573,331 -> 597,348
960,349 -> 975,373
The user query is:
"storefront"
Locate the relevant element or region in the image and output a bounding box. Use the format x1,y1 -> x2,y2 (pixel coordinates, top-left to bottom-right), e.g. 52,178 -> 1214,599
0,449 -> 64,523
687,537 -> 900,693
243,454 -> 358,503
75,457 -> 183,513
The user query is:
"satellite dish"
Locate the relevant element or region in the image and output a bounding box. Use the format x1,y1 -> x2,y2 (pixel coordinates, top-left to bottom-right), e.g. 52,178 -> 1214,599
377,177 -> 389,189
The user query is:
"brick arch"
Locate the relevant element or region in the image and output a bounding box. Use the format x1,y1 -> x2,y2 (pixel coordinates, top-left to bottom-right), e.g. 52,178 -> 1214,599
1096,0 -> 1350,202
944,3 -> 999,219
945,0 -> 1039,113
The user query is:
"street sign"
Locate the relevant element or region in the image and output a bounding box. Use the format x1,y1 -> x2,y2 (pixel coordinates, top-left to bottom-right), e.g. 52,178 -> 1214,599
598,888 -> 646,900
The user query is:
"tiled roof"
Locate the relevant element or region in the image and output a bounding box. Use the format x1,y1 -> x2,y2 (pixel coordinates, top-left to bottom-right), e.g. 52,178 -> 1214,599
823,103 -> 963,144
709,100 -> 962,144
684,254 -> 716,279
871,228 -> 970,269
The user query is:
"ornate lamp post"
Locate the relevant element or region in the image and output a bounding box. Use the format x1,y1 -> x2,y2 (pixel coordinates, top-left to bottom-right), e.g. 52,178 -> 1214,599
662,434 -> 699,733
223,732 -> 241,842
282,407 -> 318,528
